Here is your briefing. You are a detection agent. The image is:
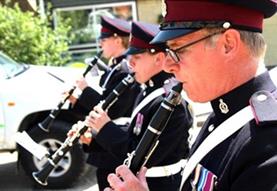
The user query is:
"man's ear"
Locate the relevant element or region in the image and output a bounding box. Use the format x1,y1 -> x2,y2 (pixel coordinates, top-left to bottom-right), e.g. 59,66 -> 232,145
154,52 -> 166,66
221,29 -> 240,55
115,37 -> 123,45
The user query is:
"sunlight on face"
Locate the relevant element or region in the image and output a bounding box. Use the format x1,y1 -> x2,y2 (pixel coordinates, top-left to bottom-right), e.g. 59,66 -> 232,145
129,52 -> 157,84
100,37 -> 118,59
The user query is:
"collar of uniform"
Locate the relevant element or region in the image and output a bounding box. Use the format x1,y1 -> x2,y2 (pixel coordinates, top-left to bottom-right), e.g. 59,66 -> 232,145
112,54 -> 127,66
143,71 -> 173,95
210,71 -> 276,126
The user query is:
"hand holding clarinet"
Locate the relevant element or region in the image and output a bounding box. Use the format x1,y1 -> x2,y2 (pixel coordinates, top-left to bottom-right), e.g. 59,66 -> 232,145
68,105 -> 111,145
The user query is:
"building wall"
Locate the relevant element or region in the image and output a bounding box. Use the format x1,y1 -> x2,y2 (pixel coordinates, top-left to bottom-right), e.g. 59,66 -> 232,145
137,0 -> 161,24
0,0 -> 36,11
264,14 -> 277,67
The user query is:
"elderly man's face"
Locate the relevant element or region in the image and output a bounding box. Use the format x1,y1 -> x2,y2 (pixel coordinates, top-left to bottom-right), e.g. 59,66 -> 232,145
163,30 -> 228,103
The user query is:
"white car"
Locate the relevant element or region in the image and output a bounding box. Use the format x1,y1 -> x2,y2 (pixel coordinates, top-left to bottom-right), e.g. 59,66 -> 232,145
0,51 -> 90,188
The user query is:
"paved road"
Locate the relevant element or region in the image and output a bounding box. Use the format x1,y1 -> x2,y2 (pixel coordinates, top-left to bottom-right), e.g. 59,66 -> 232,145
0,152 -> 99,191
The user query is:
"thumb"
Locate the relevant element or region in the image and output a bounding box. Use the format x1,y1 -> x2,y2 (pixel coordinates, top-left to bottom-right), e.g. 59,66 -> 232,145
137,167 -> 147,182
137,167 -> 149,189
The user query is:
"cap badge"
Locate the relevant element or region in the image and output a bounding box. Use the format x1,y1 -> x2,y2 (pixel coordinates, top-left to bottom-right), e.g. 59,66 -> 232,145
161,0 -> 167,17
150,48 -> 156,53
219,99 -> 229,114
223,22 -> 231,29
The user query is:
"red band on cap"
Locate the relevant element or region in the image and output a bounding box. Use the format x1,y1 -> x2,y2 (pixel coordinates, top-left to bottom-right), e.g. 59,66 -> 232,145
101,27 -> 113,34
130,36 -> 158,49
165,1 -> 264,30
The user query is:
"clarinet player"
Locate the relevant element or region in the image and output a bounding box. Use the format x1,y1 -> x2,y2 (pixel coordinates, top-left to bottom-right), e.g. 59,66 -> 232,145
67,16 -> 140,121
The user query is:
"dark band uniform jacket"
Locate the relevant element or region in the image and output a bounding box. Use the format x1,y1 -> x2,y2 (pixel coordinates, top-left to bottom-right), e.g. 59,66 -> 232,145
84,21 -> 193,191
151,0 -> 277,190
72,16 -> 140,120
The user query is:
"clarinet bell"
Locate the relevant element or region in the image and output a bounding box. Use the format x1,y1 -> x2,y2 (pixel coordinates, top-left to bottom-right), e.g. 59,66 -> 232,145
32,171 -> 48,186
38,116 -> 53,132
32,161 -> 55,186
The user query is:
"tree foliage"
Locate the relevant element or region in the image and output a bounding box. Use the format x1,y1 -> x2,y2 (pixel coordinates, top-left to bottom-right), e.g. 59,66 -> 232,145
0,3 -> 72,66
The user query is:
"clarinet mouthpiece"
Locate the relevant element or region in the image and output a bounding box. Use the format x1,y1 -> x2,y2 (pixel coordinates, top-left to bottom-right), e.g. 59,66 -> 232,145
172,82 -> 183,93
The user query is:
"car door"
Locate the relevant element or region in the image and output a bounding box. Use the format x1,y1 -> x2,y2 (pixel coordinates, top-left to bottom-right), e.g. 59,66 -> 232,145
0,56 -> 11,147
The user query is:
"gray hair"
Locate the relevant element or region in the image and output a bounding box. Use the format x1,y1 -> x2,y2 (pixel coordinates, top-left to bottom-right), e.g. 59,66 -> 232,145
204,28 -> 266,58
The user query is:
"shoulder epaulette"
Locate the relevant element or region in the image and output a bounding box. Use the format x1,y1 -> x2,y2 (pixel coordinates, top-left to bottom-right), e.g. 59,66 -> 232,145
119,59 -> 131,73
250,90 -> 277,126
112,55 -> 131,73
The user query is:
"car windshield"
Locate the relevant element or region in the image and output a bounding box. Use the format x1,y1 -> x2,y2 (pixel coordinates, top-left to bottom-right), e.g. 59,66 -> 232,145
0,52 -> 28,80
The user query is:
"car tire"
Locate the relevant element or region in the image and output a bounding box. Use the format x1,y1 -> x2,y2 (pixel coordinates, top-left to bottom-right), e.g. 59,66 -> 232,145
18,120 -> 87,189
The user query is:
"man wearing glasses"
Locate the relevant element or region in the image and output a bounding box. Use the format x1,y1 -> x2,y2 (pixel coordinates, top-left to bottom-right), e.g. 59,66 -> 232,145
103,0 -> 277,191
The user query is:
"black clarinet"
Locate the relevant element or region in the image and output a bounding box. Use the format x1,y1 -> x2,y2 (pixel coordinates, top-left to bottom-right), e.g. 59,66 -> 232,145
38,50 -> 103,132
124,83 -> 183,174
32,73 -> 135,186
85,55 -> 111,72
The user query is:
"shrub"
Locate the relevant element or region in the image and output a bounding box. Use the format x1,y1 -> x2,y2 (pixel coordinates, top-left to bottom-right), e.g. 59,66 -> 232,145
0,3 -> 71,66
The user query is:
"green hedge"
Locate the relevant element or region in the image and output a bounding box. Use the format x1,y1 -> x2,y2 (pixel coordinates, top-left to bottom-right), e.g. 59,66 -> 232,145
0,3 -> 71,66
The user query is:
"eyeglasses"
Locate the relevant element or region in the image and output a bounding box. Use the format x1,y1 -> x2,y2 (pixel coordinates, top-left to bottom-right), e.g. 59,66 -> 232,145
166,31 -> 223,63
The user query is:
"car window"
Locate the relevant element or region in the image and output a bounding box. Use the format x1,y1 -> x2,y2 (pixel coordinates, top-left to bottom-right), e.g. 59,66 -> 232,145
0,52 -> 28,80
